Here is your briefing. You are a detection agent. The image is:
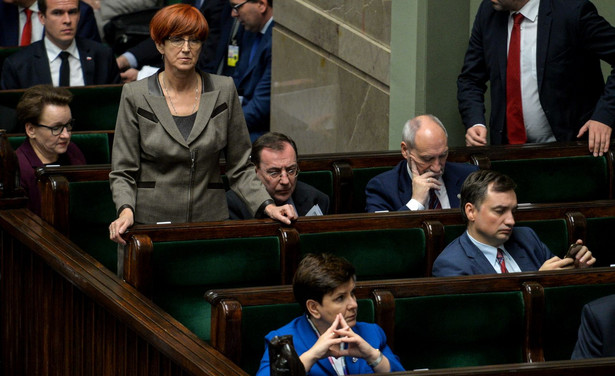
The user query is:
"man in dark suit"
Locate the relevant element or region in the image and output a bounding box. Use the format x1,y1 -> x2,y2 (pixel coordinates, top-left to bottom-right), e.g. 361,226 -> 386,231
230,0 -> 273,142
572,294 -> 615,359
0,0 -> 100,46
457,0 -> 615,157
365,114 -> 478,212
0,0 -> 119,89
227,132 -> 329,219
432,169 -> 595,277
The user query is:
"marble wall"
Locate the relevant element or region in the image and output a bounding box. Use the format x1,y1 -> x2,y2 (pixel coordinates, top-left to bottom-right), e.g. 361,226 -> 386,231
272,0 -> 392,153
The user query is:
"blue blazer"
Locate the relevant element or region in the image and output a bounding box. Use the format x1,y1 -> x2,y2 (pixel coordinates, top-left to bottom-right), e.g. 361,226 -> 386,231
457,0 -> 615,144
572,294 -> 615,359
256,315 -> 405,375
232,20 -> 272,141
0,1 -> 100,47
1,37 -> 120,89
432,227 -> 555,277
365,160 -> 478,212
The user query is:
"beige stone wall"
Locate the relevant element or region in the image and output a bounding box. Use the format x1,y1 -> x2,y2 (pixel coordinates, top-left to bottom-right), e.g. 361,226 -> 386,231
272,0 -> 392,153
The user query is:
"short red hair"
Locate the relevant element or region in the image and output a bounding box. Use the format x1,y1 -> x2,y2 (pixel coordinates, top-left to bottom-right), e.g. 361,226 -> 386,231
149,4 -> 209,45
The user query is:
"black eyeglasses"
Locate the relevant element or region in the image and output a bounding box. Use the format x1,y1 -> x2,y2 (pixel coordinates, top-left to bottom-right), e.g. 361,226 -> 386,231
33,119 -> 74,135
265,165 -> 300,180
231,0 -> 250,12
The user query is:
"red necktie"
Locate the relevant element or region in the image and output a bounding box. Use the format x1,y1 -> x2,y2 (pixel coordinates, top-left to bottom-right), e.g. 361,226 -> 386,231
20,8 -> 33,47
506,13 -> 526,144
496,248 -> 509,273
429,189 -> 442,210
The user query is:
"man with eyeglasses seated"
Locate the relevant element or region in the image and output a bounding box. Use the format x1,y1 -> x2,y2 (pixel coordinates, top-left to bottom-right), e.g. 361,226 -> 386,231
365,114 -> 478,212
226,132 -> 329,219
15,85 -> 86,215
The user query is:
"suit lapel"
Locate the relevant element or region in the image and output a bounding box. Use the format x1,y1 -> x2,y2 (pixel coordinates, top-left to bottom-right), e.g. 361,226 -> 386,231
144,74 -> 188,146
442,163 -> 460,207
398,161 -> 413,206
505,234 -> 533,272
76,39 -> 95,85
460,232 -> 497,274
536,0 -> 552,93
33,42 -> 53,84
495,11 -> 510,88
186,90 -> 219,144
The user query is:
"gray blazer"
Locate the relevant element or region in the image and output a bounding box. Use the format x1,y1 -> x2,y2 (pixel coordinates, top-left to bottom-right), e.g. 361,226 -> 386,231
110,70 -> 270,224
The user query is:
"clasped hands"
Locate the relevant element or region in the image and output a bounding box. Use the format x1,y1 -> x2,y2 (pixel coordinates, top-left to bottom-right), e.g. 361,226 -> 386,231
300,313 -> 383,372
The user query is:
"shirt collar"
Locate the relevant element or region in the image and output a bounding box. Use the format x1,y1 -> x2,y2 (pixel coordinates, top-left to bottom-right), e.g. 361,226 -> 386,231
260,17 -> 273,34
44,37 -> 79,62
512,0 -> 539,23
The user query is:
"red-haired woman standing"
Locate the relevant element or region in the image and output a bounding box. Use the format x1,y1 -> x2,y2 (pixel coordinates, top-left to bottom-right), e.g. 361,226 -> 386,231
109,4 -> 295,244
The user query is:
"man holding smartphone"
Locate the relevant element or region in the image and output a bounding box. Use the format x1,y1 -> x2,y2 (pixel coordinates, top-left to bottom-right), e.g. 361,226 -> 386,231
432,169 -> 596,276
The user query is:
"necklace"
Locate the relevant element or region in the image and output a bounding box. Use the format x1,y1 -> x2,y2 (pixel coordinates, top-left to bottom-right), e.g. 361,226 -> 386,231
160,72 -> 200,115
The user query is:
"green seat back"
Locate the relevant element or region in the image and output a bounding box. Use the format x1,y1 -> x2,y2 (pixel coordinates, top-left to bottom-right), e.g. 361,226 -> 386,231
68,181 -> 117,272
516,219 -> 568,257
586,217 -> 615,268
444,224 -> 466,247
300,228 -> 426,280
240,299 -> 374,374
351,166 -> 394,212
543,283 -> 615,360
490,156 -> 609,203
152,237 -> 281,341
298,170 -> 333,203
395,292 -> 525,370
69,86 -> 122,131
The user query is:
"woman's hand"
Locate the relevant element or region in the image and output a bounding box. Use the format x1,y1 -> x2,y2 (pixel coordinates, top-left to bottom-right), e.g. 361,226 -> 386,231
334,314 -> 391,372
109,208 -> 134,245
299,314 -> 346,371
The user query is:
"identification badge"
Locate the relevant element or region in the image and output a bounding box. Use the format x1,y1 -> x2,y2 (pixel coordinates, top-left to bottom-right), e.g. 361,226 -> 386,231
227,45 -> 239,67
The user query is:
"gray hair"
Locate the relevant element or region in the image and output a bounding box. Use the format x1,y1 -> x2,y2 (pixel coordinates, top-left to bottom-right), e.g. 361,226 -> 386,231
402,114 -> 448,147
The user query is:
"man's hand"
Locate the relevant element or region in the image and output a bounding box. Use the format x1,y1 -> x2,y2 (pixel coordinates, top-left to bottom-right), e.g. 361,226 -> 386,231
264,203 -> 297,225
120,68 -> 139,83
410,159 -> 441,207
539,256 -> 574,271
465,125 -> 488,146
577,119 -> 612,157
568,239 -> 596,268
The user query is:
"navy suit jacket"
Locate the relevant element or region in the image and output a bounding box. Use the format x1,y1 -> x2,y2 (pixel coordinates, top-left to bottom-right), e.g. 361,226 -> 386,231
0,1 -> 100,47
432,227 -> 555,277
256,315 -> 405,376
1,37 -> 120,89
572,294 -> 615,359
457,0 -> 615,144
365,160 -> 478,212
226,180 -> 329,219
233,19 -> 272,141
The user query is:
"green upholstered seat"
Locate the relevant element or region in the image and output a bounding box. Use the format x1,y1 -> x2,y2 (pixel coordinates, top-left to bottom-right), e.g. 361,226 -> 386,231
240,299 -> 374,374
585,216 -> 615,268
152,237 -> 281,342
300,228 -> 426,280
68,180 -> 117,272
351,166 -> 394,212
490,156 -> 609,203
9,133 -> 110,164
542,283 -> 615,361
298,170 -> 333,203
394,292 -> 525,370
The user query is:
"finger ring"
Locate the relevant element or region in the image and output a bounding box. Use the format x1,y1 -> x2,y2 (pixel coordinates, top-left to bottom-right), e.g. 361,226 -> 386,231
428,178 -> 431,183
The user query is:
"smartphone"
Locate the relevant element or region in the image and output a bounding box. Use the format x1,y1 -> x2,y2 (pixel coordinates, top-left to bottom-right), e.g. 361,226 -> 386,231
564,243 -> 583,259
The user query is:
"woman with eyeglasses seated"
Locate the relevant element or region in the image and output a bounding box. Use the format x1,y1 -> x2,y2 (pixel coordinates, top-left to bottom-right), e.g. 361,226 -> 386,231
15,84 -> 86,215
256,253 -> 405,375
109,4 -> 296,245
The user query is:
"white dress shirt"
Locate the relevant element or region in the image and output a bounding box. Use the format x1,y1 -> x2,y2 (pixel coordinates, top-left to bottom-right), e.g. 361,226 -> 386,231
466,231 -> 522,273
45,38 -> 85,87
18,4 -> 44,45
405,162 -> 451,211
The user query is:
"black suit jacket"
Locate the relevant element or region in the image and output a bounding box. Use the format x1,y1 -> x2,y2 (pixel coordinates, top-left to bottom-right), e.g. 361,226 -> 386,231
226,181 -> 330,219
0,38 -> 120,89
0,1 -> 100,46
571,294 -> 615,359
457,0 -> 615,144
